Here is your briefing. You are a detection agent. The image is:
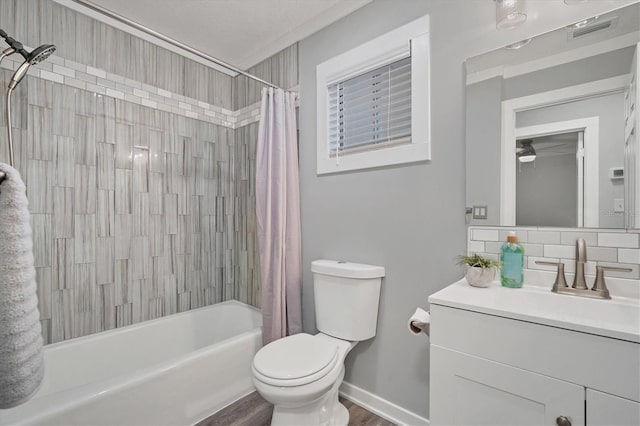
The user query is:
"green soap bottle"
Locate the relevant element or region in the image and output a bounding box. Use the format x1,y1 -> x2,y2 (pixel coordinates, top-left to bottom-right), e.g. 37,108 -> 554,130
501,231 -> 524,288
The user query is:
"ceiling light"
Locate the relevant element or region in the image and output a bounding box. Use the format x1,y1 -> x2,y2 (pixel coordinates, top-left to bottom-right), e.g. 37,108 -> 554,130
505,38 -> 532,50
517,140 -> 536,163
564,0 -> 588,4
496,0 -> 527,30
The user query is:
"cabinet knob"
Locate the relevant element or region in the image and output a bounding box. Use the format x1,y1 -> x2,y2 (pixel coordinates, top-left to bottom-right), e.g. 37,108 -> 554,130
556,416 -> 571,426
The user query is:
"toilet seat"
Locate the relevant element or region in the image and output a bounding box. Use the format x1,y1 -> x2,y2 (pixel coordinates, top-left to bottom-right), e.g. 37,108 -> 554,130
253,333 -> 339,387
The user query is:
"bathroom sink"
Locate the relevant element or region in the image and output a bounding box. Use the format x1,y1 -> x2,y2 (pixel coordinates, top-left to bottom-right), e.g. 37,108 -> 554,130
428,279 -> 640,343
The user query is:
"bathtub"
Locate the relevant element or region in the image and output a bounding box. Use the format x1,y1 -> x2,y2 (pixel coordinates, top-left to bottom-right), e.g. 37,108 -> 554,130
0,300 -> 262,426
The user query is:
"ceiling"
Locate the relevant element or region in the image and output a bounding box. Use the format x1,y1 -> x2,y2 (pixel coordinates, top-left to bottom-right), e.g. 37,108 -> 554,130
77,0 -> 371,72
467,2 -> 639,75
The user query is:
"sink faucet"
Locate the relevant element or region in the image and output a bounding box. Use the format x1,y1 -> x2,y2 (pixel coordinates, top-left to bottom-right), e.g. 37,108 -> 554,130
535,238 -> 632,300
572,238 -> 588,290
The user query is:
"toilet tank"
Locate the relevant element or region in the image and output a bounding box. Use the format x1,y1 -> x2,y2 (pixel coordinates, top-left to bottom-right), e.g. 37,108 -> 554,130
311,260 -> 385,341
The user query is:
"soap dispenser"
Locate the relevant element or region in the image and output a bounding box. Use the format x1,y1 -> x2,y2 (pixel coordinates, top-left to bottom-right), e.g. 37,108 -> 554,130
501,232 -> 524,288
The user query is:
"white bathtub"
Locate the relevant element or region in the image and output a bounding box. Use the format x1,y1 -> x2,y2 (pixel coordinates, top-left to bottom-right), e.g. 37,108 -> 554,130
0,300 -> 263,426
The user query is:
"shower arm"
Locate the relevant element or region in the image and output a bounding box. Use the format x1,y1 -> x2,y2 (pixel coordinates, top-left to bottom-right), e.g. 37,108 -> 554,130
0,47 -> 15,184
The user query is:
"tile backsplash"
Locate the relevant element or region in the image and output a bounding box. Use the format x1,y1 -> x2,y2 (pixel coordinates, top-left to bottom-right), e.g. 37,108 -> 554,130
468,226 -> 640,297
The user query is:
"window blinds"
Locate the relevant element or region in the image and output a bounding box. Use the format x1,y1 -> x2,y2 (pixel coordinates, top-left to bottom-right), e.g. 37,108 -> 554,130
328,56 -> 412,155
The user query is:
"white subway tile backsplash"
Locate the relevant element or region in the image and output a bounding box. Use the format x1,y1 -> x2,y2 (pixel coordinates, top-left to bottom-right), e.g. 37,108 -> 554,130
468,240 -> 485,254
598,232 -> 639,248
469,227 -> 639,289
528,231 -> 561,244
544,245 -> 576,259
521,243 -> 543,257
619,249 -> 640,264
472,229 -> 500,241
560,231 -> 598,246
484,242 -> 502,254
586,246 -> 618,262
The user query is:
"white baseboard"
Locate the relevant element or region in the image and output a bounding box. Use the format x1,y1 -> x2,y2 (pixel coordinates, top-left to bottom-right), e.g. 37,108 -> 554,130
339,381 -> 430,426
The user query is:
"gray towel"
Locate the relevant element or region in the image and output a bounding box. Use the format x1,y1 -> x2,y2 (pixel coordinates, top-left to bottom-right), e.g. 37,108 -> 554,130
0,163 -> 44,409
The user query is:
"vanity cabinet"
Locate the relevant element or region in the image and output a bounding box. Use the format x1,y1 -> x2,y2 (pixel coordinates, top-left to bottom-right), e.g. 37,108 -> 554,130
431,346 -> 584,425
428,281 -> 640,426
586,390 -> 640,426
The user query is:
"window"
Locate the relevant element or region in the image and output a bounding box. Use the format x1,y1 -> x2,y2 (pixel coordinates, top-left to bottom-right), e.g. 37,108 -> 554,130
329,57 -> 412,156
317,15 -> 430,174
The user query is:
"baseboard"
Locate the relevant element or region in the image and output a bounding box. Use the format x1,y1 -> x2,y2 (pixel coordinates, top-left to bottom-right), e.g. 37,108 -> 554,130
339,381 -> 430,426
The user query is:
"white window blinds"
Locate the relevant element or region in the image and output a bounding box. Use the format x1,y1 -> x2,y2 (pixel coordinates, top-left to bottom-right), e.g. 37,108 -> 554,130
328,56 -> 412,156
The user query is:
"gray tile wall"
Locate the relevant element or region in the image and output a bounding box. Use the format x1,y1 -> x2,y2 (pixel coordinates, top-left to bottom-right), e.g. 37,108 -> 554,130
0,1 -> 299,343
0,68 -> 247,344
0,0 -> 233,109
234,44 -> 298,110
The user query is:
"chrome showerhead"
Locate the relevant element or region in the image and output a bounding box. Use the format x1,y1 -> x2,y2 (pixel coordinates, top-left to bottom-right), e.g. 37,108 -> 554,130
8,44 -> 56,90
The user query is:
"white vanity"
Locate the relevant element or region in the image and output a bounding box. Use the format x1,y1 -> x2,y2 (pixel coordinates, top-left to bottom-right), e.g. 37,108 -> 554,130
428,280 -> 640,426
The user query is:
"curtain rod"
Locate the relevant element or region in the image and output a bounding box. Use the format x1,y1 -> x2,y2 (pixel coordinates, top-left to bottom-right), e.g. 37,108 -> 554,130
70,0 -> 281,89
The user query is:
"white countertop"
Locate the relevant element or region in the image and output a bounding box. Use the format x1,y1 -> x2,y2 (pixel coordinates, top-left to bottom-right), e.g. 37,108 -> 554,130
428,279 -> 640,343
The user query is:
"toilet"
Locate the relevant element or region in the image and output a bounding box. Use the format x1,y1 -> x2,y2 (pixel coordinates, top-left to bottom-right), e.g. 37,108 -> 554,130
251,259 -> 385,426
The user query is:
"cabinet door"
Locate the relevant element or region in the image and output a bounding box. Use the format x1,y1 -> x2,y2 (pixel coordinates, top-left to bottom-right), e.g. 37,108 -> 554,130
430,345 -> 585,426
587,389 -> 640,426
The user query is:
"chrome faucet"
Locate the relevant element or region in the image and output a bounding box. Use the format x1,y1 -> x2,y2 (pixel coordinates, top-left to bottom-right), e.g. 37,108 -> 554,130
536,238 -> 632,300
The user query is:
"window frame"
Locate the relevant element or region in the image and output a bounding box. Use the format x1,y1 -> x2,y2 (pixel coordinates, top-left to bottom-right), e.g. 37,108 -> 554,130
316,15 -> 431,175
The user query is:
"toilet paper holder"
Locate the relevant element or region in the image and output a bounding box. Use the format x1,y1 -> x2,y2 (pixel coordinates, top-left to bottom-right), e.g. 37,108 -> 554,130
408,308 -> 430,336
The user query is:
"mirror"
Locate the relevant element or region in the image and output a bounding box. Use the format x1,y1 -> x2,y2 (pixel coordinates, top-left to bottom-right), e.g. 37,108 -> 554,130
465,3 -> 639,229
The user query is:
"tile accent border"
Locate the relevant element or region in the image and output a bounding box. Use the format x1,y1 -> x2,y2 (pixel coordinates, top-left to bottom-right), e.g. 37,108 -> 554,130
0,48 -> 276,130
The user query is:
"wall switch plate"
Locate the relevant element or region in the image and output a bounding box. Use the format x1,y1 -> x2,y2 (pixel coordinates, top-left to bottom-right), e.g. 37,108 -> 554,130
473,205 -> 488,219
614,199 -> 625,213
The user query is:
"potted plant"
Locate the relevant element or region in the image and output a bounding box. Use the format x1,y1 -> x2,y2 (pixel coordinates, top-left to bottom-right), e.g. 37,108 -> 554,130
456,254 -> 500,288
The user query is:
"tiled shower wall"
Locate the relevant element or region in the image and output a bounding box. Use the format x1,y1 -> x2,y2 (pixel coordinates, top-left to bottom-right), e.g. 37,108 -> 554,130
0,0 -> 298,343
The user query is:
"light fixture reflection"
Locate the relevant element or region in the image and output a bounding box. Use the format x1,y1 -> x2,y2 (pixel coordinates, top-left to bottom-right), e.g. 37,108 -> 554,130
496,0 -> 527,30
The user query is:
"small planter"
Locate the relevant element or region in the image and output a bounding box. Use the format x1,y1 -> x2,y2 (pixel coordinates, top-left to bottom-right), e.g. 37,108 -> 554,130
464,266 -> 496,288
457,254 -> 500,288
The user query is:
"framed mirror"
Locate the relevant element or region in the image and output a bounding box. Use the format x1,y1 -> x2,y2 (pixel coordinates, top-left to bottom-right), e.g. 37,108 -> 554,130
465,3 -> 639,229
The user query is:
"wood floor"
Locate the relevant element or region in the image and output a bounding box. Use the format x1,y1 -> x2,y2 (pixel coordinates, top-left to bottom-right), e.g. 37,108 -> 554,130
197,391 -> 395,426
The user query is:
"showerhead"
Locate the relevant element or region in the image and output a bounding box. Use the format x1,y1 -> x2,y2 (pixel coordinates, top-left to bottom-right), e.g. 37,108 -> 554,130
27,44 -> 56,65
8,44 -> 56,90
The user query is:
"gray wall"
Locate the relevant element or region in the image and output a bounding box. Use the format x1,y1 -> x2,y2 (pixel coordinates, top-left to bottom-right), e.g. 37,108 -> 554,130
516,151 -> 578,227
466,76 -> 503,225
466,47 -> 633,228
504,46 -> 635,101
517,92 -> 626,228
299,0 -> 472,418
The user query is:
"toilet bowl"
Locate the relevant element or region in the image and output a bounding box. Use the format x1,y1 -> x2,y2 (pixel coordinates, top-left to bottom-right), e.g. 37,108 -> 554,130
251,260 -> 385,426
252,333 -> 356,425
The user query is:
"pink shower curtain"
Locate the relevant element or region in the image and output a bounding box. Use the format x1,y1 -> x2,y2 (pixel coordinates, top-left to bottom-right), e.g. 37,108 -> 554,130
256,87 -> 302,345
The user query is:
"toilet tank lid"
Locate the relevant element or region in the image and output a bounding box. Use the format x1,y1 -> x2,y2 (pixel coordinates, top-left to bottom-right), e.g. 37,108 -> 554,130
311,260 -> 385,279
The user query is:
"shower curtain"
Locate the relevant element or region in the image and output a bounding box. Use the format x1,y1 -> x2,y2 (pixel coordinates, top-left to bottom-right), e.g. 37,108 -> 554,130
256,87 -> 302,345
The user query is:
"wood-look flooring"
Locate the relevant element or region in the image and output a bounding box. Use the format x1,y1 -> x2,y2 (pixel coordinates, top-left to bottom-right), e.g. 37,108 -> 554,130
197,391 -> 395,426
